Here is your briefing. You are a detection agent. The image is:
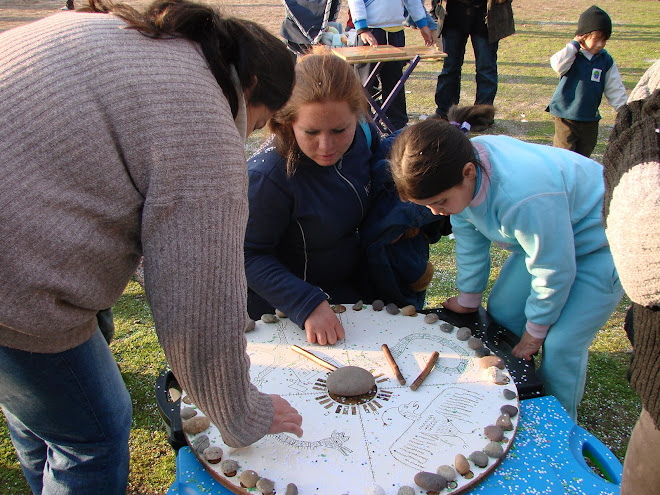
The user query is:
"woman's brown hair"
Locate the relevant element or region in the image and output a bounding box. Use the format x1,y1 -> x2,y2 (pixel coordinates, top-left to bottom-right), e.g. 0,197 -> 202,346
267,47 -> 370,175
85,0 -> 295,118
389,105 -> 494,201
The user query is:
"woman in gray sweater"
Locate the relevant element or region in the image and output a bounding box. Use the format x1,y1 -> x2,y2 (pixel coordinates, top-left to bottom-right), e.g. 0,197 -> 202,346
0,1 -> 300,493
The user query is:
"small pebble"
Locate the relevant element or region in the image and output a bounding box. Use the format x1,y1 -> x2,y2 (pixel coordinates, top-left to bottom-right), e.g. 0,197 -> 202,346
401,305 -> 417,316
385,303 -> 400,315
260,313 -> 278,324
483,441 -> 504,459
467,337 -> 483,349
326,366 -> 375,396
488,367 -> 510,385
469,450 -> 489,468
439,322 -> 454,333
256,477 -> 275,494
203,446 -> 223,464
455,454 -> 470,475
501,404 -> 519,418
474,347 -> 488,358
182,395 -> 192,404
436,464 -> 457,482
332,304 -> 346,313
503,389 -> 517,400
220,459 -> 239,476
240,470 -> 260,488
372,300 -> 385,311
192,434 -> 210,454
365,484 -> 386,495
484,425 -> 504,442
275,309 -> 287,318
244,319 -> 256,332
423,313 -> 439,324
285,483 -> 298,495
479,355 -> 505,369
414,471 -> 447,491
352,300 -> 364,311
181,407 -> 197,420
456,327 -> 472,341
496,413 -> 513,431
397,487 -> 415,495
182,415 -> 210,435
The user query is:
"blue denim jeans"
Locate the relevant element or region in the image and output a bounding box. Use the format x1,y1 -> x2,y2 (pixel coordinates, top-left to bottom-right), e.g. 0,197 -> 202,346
0,330 -> 132,494
434,23 -> 499,116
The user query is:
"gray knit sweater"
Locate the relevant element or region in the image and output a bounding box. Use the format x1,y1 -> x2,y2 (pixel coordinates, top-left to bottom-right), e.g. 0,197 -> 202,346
0,12 -> 273,447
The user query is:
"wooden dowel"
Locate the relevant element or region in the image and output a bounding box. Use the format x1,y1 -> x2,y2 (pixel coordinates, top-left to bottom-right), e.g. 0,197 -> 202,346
382,344 -> 406,385
291,345 -> 337,371
410,351 -> 439,391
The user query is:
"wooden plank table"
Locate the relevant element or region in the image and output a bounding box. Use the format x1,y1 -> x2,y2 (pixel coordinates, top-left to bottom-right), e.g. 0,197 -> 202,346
331,45 -> 447,134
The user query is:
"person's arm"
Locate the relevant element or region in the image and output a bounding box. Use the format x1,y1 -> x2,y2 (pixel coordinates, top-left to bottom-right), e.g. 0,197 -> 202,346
403,0 -> 433,45
244,166 -> 333,331
443,214 -> 492,312
140,114 -> 289,447
503,194 -> 577,359
550,40 -> 580,76
604,61 -> 628,112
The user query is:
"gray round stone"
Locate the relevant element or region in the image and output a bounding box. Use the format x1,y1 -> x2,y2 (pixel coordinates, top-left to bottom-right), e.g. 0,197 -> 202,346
469,450 -> 489,468
423,313 -> 439,324
456,327 -> 472,341
220,459 -> 239,476
352,300 -> 364,311
372,300 -> 385,311
436,464 -> 457,481
260,313 -> 278,324
484,425 -> 504,442
244,319 -> 256,332
203,446 -> 223,464
483,441 -> 504,458
467,336 -> 483,349
439,322 -> 454,333
397,487 -> 415,495
192,434 -> 210,454
240,470 -> 260,488
284,483 -> 298,495
503,389 -> 517,400
256,477 -> 275,494
501,404 -> 519,418
385,303 -> 400,315
414,471 -> 447,491
326,366 -> 375,397
181,407 -> 197,420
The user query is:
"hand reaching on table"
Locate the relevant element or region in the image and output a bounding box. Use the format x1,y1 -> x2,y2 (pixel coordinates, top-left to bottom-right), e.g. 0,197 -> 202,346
419,26 -> 434,47
304,300 -> 345,345
268,394 -> 303,437
511,331 -> 545,361
359,30 -> 378,47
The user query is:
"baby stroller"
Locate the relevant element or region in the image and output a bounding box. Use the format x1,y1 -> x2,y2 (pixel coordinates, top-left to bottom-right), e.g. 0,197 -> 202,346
280,0 -> 344,56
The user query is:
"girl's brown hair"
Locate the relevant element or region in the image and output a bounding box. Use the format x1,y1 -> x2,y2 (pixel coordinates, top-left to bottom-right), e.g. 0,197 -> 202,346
389,105 -> 494,201
85,0 -> 295,118
267,47 -> 370,175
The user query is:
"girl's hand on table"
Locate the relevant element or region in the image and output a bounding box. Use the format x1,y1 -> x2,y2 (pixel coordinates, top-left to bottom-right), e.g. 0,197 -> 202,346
441,296 -> 479,314
304,301 -> 345,346
268,394 -> 303,437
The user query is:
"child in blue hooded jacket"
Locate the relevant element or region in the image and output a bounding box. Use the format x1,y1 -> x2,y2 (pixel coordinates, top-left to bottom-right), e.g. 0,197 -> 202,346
388,107 -> 623,420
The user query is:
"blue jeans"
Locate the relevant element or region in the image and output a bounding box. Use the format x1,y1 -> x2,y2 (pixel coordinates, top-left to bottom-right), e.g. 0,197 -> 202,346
0,330 -> 132,494
434,20 -> 499,116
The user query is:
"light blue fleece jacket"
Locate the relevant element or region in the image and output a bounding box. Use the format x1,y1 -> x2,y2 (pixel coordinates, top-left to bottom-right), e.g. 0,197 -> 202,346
451,135 -> 608,336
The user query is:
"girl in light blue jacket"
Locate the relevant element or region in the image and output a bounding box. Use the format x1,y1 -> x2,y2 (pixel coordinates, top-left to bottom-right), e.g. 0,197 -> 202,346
388,108 -> 623,420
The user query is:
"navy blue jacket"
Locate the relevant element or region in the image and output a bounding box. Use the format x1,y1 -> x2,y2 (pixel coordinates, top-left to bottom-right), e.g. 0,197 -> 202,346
245,124 -> 377,328
548,42 -> 614,122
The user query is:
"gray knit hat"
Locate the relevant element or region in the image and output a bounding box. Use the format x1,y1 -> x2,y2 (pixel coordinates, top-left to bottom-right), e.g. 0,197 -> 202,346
575,5 -> 612,37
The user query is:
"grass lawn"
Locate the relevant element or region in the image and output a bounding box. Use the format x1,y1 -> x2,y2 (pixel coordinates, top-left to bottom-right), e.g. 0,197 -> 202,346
1,0 -> 658,493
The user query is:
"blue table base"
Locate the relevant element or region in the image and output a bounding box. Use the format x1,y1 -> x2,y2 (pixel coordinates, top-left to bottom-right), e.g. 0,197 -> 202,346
167,396 -> 622,495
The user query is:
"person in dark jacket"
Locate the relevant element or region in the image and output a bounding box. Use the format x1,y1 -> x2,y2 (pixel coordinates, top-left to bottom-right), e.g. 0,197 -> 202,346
434,0 -> 514,126
280,0 -> 342,55
245,50 -> 378,346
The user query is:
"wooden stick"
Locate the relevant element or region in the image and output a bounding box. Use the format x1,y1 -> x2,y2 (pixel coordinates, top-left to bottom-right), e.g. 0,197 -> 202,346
291,345 -> 337,372
381,344 -> 406,385
410,351 -> 439,391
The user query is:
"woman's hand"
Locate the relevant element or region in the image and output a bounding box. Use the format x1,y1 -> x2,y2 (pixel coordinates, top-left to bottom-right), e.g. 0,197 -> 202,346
511,331 -> 545,361
441,296 -> 479,314
304,301 -> 345,345
420,26 -> 434,47
267,394 -> 303,437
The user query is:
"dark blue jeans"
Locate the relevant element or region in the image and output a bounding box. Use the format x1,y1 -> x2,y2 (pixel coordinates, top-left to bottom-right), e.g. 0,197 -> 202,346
0,330 -> 132,494
356,28 -> 408,130
434,22 -> 499,116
